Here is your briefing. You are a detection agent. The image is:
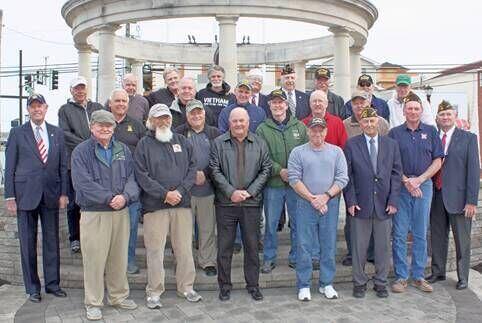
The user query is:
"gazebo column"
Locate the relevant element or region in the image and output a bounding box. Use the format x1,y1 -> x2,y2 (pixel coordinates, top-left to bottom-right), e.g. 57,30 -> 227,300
350,46 -> 363,92
216,15 -> 239,87
294,61 -> 307,92
130,59 -> 145,94
330,27 -> 351,101
97,24 -> 118,103
76,43 -> 92,98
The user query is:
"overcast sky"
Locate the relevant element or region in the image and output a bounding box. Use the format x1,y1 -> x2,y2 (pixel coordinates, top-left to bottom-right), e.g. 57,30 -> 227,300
1,0 -> 481,131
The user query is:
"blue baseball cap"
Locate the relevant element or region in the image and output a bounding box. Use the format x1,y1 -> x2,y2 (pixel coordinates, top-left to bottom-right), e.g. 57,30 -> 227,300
27,93 -> 46,106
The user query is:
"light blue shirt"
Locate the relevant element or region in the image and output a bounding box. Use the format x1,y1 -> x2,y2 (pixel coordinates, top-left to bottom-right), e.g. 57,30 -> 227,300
364,133 -> 378,155
30,121 -> 49,153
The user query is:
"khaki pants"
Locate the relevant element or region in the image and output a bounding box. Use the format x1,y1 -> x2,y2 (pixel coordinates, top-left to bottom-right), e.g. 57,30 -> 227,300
191,195 -> 217,268
80,209 -> 130,307
144,208 -> 195,297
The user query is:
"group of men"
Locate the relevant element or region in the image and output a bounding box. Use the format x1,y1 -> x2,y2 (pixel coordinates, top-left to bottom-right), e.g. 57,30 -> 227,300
4,63 -> 479,320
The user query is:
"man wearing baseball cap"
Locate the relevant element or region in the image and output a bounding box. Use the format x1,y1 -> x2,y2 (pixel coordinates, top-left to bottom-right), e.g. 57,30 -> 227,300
58,76 -> 103,253
311,67 -> 346,119
71,110 -> 140,320
344,74 -> 390,121
4,93 -> 68,303
288,117 -> 348,301
217,80 -> 266,133
134,103 -> 202,308
387,74 -> 435,128
280,64 -> 310,120
174,100 -> 221,277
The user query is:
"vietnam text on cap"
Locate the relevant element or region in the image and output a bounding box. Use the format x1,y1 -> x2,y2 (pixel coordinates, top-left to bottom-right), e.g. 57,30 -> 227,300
268,89 -> 287,101
149,103 -> 172,118
314,67 -> 331,79
357,74 -> 373,86
308,117 -> 327,128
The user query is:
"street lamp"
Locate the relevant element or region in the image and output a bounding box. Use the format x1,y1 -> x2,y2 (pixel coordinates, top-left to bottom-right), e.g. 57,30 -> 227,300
423,84 -> 433,103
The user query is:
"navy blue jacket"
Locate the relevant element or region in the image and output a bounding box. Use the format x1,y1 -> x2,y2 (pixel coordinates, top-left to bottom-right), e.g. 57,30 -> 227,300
343,134 -> 402,220
4,122 -> 68,210
344,94 -> 390,121
285,89 -> 311,120
439,127 -> 480,213
217,102 -> 266,133
71,137 -> 139,211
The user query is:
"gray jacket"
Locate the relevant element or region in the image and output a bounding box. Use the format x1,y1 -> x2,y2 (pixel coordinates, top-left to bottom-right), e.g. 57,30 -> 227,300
134,132 -> 196,212
58,99 -> 103,166
209,132 -> 272,207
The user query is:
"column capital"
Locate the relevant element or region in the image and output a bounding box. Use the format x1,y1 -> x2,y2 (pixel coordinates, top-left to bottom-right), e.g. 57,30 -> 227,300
75,43 -> 92,52
96,24 -> 120,34
215,15 -> 239,25
350,45 -> 364,54
329,26 -> 351,36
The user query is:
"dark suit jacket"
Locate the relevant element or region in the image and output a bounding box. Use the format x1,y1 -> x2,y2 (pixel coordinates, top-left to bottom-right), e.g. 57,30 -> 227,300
343,134 -> 402,220
4,122 -> 68,210
440,128 -> 480,214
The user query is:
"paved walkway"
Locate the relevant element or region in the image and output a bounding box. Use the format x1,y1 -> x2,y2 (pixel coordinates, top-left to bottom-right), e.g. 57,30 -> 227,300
2,270 -> 482,323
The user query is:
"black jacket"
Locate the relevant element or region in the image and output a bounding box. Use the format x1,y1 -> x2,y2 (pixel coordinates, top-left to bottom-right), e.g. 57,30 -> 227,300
58,99 -> 103,167
209,132 -> 272,207
195,81 -> 235,127
145,87 -> 176,107
133,132 -> 196,212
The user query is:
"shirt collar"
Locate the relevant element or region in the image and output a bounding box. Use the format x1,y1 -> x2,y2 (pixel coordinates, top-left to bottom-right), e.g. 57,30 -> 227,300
441,125 -> 456,137
30,120 -> 47,132
404,121 -> 422,132
364,133 -> 378,143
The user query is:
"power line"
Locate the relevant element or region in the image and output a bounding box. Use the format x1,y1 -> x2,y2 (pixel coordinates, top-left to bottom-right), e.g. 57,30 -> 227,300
3,25 -> 73,46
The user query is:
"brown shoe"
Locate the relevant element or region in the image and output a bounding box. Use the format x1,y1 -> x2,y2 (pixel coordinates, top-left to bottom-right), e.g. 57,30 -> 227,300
412,279 -> 433,293
391,279 -> 408,293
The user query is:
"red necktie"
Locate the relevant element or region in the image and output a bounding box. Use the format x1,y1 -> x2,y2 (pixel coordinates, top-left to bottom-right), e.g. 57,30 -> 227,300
434,133 -> 447,190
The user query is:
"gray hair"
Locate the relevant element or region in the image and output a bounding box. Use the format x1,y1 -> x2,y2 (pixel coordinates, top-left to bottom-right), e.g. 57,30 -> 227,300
309,90 -> 328,104
207,65 -> 225,78
109,88 -> 129,103
163,67 -> 180,80
122,73 -> 137,85
247,68 -> 263,82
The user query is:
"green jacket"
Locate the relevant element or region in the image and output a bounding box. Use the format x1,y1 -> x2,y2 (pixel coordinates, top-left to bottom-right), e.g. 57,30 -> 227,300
256,116 -> 308,188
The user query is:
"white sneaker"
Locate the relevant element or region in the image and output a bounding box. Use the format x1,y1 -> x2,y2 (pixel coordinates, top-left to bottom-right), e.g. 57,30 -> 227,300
298,288 -> 311,301
319,285 -> 338,299
85,305 -> 102,321
177,290 -> 202,302
146,296 -> 162,309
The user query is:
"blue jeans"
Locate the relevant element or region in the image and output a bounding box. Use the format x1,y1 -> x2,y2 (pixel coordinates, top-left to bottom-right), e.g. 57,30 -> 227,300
296,196 -> 340,289
392,180 -> 433,280
128,201 -> 141,266
263,187 -> 298,264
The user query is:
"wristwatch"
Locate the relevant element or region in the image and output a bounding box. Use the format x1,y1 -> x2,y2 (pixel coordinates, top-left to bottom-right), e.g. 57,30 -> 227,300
324,191 -> 333,199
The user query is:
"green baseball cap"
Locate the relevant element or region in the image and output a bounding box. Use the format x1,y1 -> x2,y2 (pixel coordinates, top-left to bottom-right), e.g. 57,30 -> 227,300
396,74 -> 411,86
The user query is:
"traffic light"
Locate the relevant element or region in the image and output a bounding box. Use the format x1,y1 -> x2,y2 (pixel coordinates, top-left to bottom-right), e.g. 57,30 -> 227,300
36,70 -> 43,84
51,70 -> 59,90
24,74 -> 32,86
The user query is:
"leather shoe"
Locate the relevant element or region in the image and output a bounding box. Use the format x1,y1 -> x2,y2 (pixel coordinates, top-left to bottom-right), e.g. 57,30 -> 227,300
373,285 -> 389,298
352,285 -> 366,298
341,256 -> 352,267
426,274 -> 446,284
456,280 -> 468,290
29,293 -> 41,303
203,266 -> 217,277
248,288 -> 264,301
46,289 -> 67,297
219,289 -> 230,301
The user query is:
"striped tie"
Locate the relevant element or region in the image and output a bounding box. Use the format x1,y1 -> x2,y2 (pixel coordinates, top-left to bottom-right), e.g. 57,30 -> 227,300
35,126 -> 48,164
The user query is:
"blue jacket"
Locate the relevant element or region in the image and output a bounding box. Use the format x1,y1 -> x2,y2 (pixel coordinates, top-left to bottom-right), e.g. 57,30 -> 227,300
344,94 -> 390,121
217,102 -> 266,133
4,122 -> 68,210
343,134 -> 402,220
71,137 -> 139,211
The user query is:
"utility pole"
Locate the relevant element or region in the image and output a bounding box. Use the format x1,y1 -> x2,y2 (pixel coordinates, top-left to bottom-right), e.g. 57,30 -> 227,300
0,10 -> 3,134
19,50 -> 23,124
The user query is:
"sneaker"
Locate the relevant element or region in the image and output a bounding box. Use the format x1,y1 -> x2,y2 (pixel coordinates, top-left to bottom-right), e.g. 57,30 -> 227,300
85,305 -> 102,321
111,299 -> 137,310
312,260 -> 320,271
391,279 -> 408,293
353,285 -> 367,298
319,285 -> 338,299
261,261 -> 275,274
177,290 -> 202,302
71,240 -> 81,253
298,288 -> 311,301
412,279 -> 433,293
373,285 -> 389,298
127,263 -> 140,275
146,296 -> 162,309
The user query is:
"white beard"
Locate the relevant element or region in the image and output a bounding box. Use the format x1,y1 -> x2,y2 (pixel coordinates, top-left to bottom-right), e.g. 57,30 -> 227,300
155,127 -> 173,142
